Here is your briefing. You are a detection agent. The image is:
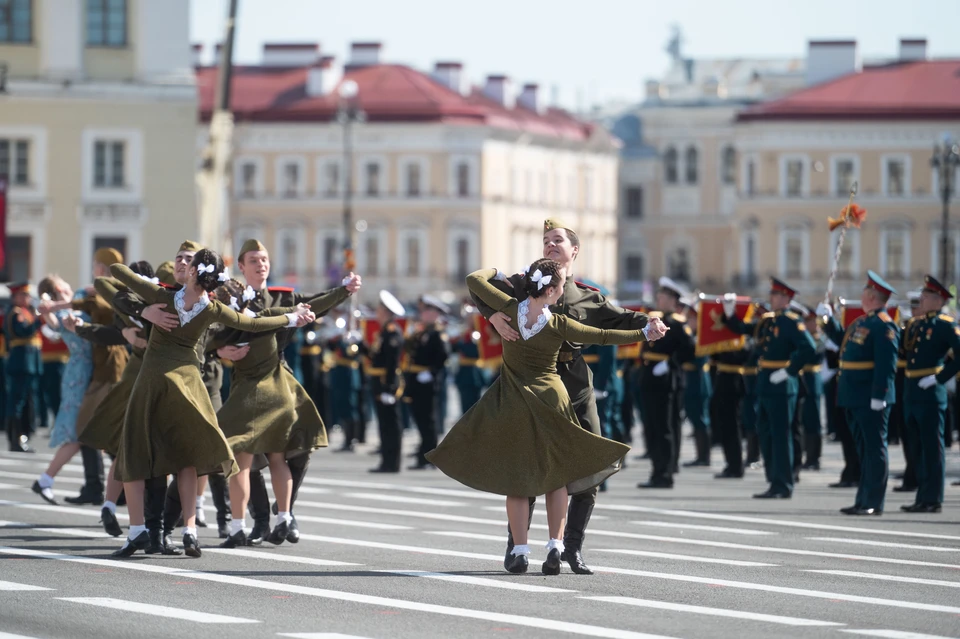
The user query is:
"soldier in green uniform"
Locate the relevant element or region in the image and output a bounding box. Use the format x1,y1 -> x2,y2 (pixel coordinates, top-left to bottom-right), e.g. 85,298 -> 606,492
723,278 -> 816,499
451,312 -> 486,415
799,304 -> 826,471
369,291 -> 406,473
4,283 -> 42,452
328,326 -> 363,451
818,271 -> 899,515
897,275 -> 960,513
403,295 -> 450,470
680,297 -> 712,467
893,291 -> 921,493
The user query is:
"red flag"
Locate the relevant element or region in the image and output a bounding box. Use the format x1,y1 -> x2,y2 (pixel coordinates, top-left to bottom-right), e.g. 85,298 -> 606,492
0,177 -> 7,272
473,314 -> 503,368
617,303 -> 650,360
840,303 -> 900,329
695,296 -> 757,356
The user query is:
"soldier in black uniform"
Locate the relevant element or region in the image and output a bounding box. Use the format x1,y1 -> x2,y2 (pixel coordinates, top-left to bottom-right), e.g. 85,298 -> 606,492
404,295 -> 450,470
637,278 -> 696,489
893,291 -> 920,493
712,344 -> 749,479
369,291 -> 406,473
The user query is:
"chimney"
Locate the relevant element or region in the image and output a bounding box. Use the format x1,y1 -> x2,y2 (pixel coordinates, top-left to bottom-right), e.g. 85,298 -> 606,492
899,38 -> 928,61
517,83 -> 543,113
483,75 -> 514,108
432,61 -> 463,93
805,40 -> 861,86
702,75 -> 727,99
192,43 -> 203,67
214,43 -> 223,65
262,43 -> 319,67
348,42 -> 382,68
306,56 -> 340,97
645,79 -> 664,101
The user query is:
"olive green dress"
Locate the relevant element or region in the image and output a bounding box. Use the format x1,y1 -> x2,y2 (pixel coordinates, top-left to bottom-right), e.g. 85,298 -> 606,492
214,287 -> 350,456
108,264 -> 297,482
425,268 -> 641,497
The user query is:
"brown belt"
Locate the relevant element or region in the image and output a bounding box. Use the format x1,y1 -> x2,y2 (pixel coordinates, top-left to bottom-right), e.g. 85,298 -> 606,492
897,359 -> 907,369
8,337 -> 42,348
405,364 -> 430,373
459,357 -> 480,366
641,352 -> 670,363
840,361 -> 874,371
741,367 -> 758,376
759,359 -> 790,369
803,365 -> 821,373
715,363 -> 744,375
682,363 -> 710,372
905,365 -> 943,379
334,357 -> 359,369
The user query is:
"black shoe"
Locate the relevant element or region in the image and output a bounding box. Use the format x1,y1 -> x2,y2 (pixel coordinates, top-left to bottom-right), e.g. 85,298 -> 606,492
217,520 -> 230,539
840,505 -> 882,516
9,435 -> 35,453
267,521 -> 289,545
161,534 -> 183,556
271,502 -> 279,516
828,481 -> 858,489
893,484 -> 918,493
541,548 -> 561,575
407,462 -> 435,471
183,532 -> 202,557
195,508 -> 208,528
247,521 -> 268,546
682,459 -> 710,468
900,503 -> 942,513
714,469 -> 744,479
145,531 -> 163,555
100,507 -> 123,537
753,490 -> 790,499
369,466 -> 399,473
333,444 -> 355,453
111,530 -> 150,558
637,480 -> 673,489
801,461 -> 821,471
504,553 -> 529,574
65,493 -> 104,506
219,530 -> 247,548
892,472 -> 905,480
503,543 -> 514,571
286,517 -> 300,544
952,479 -> 960,486
31,480 -> 58,505
560,548 -> 593,575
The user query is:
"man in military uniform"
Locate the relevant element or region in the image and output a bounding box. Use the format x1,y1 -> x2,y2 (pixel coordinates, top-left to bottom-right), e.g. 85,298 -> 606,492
452,309 -> 486,415
800,304 -> 826,471
712,341 -> 749,479
818,271 -> 899,515
724,278 -> 816,499
471,218 -> 667,575
4,283 -> 42,452
404,295 -> 450,470
897,275 -> 960,513
680,296 -> 712,468
369,291 -> 406,473
328,318 -> 363,452
637,278 -> 695,488
892,291 -> 921,492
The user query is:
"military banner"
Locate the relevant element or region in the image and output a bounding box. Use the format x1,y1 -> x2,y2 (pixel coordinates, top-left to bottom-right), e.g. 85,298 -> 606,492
617,303 -> 650,360
839,302 -> 900,329
695,296 -> 756,357
473,314 -> 503,368
360,317 -> 409,346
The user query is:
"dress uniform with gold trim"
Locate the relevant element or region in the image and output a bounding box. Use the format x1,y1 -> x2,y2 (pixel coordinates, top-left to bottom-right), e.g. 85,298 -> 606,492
403,295 -> 450,470
369,291 -> 406,473
4,283 -> 42,452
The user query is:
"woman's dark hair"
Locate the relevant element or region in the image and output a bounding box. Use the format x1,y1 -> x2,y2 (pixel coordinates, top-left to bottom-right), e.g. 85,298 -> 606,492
190,248 -> 226,293
523,258 -> 563,299
212,278 -> 247,310
128,260 -> 154,279
37,276 -> 59,301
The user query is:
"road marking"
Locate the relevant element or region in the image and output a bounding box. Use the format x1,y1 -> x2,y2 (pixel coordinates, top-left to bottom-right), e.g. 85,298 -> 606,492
293,499 -> 505,527
807,537 -> 960,552
292,515 -> 413,531
203,548 -> 361,567
426,531 -> 539,544
591,549 -> 776,567
0,500 -> 129,521
376,570 -> 575,593
0,580 -> 52,591
807,570 -> 960,589
298,534 -> 504,561
301,476 -> 504,502
0,520 -> 113,539
585,596 -> 843,627
480,506 -> 608,520
57,597 -> 260,624
632,521 -> 775,536
0,632 -> 44,639
278,634 -> 376,639
294,486 -> 332,495
0,469 -> 83,484
345,492 -> 464,507
839,631 -> 959,639
2,547 -> 680,639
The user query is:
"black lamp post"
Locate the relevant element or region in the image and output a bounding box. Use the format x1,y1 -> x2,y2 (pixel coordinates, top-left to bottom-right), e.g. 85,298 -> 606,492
931,134 -> 960,282
336,79 -> 364,331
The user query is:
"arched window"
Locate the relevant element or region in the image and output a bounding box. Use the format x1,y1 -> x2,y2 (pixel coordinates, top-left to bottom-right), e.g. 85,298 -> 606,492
685,146 -> 699,184
721,146 -> 736,184
663,147 -> 678,184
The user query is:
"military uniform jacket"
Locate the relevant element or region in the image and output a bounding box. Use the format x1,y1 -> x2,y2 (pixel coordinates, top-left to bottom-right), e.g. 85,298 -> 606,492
802,339 -> 826,398
637,312 -> 695,392
823,310 -> 899,408
369,323 -> 404,398
726,309 -> 816,397
72,291 -> 128,384
452,337 -> 485,388
900,312 -> 960,406
583,343 -> 619,394
405,322 -> 449,384
3,305 -> 42,374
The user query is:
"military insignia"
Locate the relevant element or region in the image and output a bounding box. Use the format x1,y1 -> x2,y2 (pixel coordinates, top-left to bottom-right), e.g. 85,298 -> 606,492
683,325 -> 692,336
797,322 -> 806,331
851,327 -> 870,345
887,329 -> 895,341
955,326 -> 960,337
878,311 -> 892,323
926,328 -> 933,340
774,327 -> 780,338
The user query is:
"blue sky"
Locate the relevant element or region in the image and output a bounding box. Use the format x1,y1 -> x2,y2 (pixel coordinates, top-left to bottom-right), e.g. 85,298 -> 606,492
190,0 -> 959,109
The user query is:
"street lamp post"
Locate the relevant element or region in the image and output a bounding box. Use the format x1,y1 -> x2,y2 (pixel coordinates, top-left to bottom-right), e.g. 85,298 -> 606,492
337,80 -> 364,332
931,134 -> 960,282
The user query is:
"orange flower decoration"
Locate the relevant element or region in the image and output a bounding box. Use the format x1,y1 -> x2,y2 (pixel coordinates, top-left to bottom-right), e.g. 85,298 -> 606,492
827,203 -> 867,232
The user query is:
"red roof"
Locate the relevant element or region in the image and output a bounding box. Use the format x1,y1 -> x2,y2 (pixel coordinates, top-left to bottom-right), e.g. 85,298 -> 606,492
196,63 -> 593,140
738,60 -> 960,121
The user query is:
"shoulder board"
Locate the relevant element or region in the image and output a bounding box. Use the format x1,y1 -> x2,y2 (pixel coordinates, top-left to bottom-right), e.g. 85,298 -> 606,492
575,281 -> 600,292
670,313 -> 687,323
385,322 -> 397,332
784,311 -> 800,321
268,286 -> 295,293
877,311 -> 892,323
939,314 -> 955,323
648,311 -> 664,319
762,312 -> 775,319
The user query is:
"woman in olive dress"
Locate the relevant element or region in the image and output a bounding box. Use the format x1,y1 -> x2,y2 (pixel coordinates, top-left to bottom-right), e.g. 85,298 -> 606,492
106,249 -> 315,559
427,259 -> 655,576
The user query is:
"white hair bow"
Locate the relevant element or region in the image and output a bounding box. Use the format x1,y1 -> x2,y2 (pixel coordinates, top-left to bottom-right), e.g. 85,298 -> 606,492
136,274 -> 160,285
217,271 -> 229,282
197,263 -> 215,275
228,296 -> 240,311
530,269 -> 552,290
242,285 -> 256,302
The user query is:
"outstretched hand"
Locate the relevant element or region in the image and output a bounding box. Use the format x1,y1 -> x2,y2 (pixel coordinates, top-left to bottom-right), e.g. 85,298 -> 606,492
644,317 -> 669,341
343,272 -> 362,294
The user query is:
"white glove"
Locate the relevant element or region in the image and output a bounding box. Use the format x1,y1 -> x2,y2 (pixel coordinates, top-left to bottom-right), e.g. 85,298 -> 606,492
722,293 -> 736,318
870,399 -> 886,411
769,369 -> 790,385
652,360 -> 669,377
346,330 -> 362,344
947,377 -> 957,394
40,325 -> 60,341
824,339 -> 839,352
593,389 -> 609,400
816,303 -> 833,319
820,367 -> 837,383
918,375 -> 937,390
379,393 -> 397,405
416,371 -> 434,384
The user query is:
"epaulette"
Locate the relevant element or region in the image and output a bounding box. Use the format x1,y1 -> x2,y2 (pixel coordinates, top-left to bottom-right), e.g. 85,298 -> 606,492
575,281 -> 600,292
762,312 -> 776,319
784,311 -> 800,321
670,312 -> 687,323
939,313 -> 955,323
268,286 -> 295,293
648,311 -> 664,319
385,322 -> 397,332
877,311 -> 892,323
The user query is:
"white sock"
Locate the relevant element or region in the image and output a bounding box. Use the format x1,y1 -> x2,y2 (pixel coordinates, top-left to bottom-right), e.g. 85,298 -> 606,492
183,526 -> 197,538
510,544 -> 530,557
102,501 -> 117,514
227,519 -> 245,536
546,539 -> 565,553
127,524 -> 146,540
195,496 -> 205,509
38,473 -> 54,488
277,511 -> 293,524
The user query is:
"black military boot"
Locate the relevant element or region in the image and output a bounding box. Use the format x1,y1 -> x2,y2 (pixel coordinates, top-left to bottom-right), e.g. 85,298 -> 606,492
682,431 -> 710,467
561,498 -> 595,575
334,422 -> 355,452
802,433 -> 821,470
745,432 -> 761,466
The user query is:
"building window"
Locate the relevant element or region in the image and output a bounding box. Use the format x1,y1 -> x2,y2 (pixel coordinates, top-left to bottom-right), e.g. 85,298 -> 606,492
0,139 -> 30,186
831,230 -> 859,279
745,160 -> 756,196
0,0 -> 32,43
881,230 -> 908,279
86,0 -> 126,47
93,236 -> 127,261
457,162 -> 470,197
93,140 -> 125,188
364,234 -> 380,276
5,235 -> 30,281
721,146 -> 736,185
365,162 -> 380,196
281,162 -> 300,198
745,235 -> 756,277
540,172 -> 548,205
667,247 -> 690,282
664,147 -> 678,184
321,161 -> 339,197
785,159 -> 804,197
275,230 -> 301,279
834,158 -> 857,196
405,162 -> 421,197
685,146 -> 699,184
625,254 -> 644,281
625,186 -> 643,219
884,157 -> 909,196
240,162 -> 257,198
322,236 -> 339,268
780,229 -> 807,279
568,175 -> 577,208
454,238 -> 470,281
405,235 -> 421,277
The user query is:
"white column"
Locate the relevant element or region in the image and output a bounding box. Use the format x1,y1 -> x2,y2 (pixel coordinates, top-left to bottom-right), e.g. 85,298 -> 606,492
40,0 -> 82,80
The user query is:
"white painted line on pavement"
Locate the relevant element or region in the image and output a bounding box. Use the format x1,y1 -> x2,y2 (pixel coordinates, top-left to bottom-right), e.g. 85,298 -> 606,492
632,521 -> 775,536
584,596 -> 843,627
840,631 -> 959,639
0,580 -> 52,591
0,520 -> 112,539
426,531 -> 540,544
480,506 -> 608,520
203,547 -> 361,567
807,570 -> 960,589
295,486 -> 332,495
2,547 -> 680,639
293,514 -> 413,531
0,469 -> 83,484
0,483 -> 20,491
591,549 -> 776,567
376,570 -> 576,593
57,597 -> 261,624
279,634 -> 375,639
807,537 -> 960,552
298,534 -> 504,561
293,499 -> 505,526
301,476 -> 504,501
345,492 -> 464,507
0,500 -> 129,521
0,632 -> 43,639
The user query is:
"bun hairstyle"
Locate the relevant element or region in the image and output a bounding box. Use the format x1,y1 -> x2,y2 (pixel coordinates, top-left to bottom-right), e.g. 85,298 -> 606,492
211,278 -> 247,311
523,258 -> 563,299
129,260 -> 155,279
190,248 -> 226,293
37,276 -> 60,301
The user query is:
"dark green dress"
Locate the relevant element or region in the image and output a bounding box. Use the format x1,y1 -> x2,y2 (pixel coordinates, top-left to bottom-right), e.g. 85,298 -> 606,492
214,287 -> 351,456
107,264 -> 297,483
426,268 -> 641,497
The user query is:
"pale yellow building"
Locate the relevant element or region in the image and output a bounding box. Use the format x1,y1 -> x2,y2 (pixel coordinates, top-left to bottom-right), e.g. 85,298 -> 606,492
202,42 -> 619,303
0,0 -> 195,284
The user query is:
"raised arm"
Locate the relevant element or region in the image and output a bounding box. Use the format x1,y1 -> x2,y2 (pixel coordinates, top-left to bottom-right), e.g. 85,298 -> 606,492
821,315 -> 845,345
293,286 -> 351,317
556,314 -> 646,346
109,264 -> 163,304
94,277 -> 123,305
75,320 -> 129,346
724,313 -> 758,337
210,300 -> 297,333
466,268 -> 516,315
581,291 -> 649,331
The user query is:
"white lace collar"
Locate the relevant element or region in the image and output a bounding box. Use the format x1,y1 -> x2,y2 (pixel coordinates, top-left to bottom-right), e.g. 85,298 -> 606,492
517,298 -> 552,341
173,289 -> 209,326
